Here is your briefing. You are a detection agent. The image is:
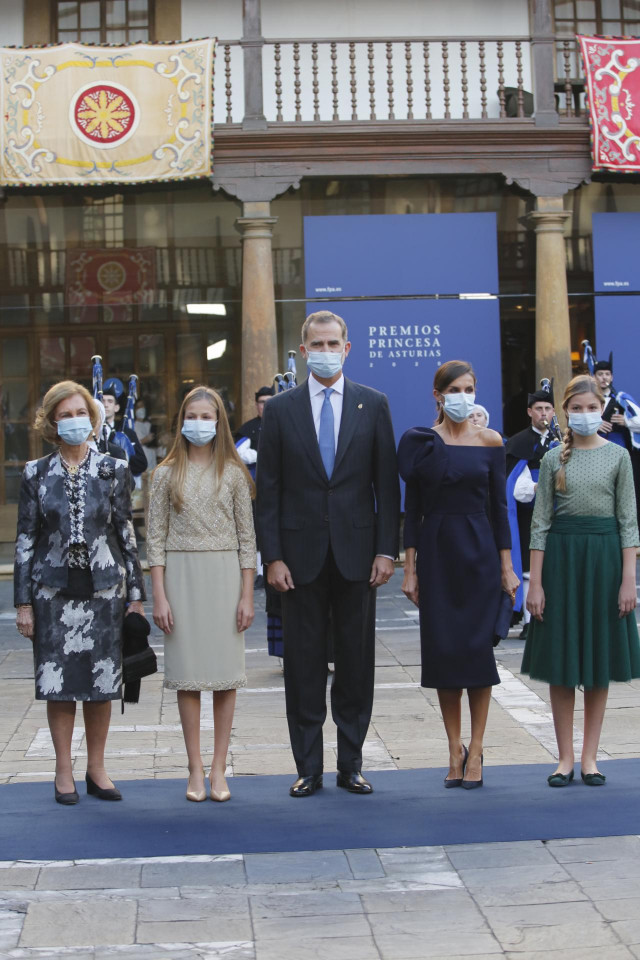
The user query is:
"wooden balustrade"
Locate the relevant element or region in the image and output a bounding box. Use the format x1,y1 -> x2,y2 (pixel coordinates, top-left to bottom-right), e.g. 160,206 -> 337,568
215,35 -> 587,125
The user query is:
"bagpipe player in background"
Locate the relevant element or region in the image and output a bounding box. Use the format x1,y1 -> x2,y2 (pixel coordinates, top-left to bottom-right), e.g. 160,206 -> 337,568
505,385 -> 559,638
588,350 -> 640,533
101,379 -> 147,480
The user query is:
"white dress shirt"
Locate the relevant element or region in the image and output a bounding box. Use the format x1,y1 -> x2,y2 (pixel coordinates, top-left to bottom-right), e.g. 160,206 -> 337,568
513,426 -> 549,503
307,373 -> 392,562
308,373 -> 344,453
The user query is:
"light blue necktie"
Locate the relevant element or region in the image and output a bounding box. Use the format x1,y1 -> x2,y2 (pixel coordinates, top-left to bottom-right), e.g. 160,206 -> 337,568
318,387 -> 335,478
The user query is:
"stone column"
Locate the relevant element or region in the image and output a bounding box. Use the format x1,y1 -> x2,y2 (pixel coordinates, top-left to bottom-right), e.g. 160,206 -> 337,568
526,197 -> 572,415
236,202 -> 278,424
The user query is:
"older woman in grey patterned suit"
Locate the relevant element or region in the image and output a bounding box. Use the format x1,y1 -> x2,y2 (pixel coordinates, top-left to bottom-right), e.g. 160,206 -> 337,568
14,381 -> 145,805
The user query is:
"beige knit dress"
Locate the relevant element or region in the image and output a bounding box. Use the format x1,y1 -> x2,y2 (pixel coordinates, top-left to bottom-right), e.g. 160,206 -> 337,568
146,461 -> 256,691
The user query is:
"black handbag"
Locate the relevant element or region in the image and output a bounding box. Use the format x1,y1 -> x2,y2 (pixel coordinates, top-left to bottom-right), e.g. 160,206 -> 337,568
122,611 -> 157,708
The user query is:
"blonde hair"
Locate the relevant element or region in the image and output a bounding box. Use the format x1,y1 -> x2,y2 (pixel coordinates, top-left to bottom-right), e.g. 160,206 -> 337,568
157,386 -> 255,513
433,360 -> 477,425
34,380 -> 100,445
301,310 -> 349,344
555,375 -> 605,492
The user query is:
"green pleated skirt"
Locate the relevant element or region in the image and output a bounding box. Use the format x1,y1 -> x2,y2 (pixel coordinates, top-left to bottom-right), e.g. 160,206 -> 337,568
521,515 -> 640,689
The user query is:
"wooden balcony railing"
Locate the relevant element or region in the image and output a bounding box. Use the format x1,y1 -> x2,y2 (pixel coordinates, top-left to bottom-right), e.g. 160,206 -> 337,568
214,35 -> 588,125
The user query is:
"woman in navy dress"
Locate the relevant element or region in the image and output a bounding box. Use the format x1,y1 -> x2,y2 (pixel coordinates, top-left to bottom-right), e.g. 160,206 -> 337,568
398,361 -> 518,789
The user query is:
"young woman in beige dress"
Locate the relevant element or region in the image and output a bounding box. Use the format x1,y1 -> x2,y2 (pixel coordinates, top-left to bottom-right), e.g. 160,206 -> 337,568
147,386 -> 256,802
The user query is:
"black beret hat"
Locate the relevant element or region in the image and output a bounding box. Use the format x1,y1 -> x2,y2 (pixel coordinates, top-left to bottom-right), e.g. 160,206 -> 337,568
255,386 -> 275,401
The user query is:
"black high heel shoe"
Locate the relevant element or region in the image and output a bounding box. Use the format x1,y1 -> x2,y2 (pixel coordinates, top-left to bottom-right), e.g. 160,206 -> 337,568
85,772 -> 122,801
461,753 -> 483,790
54,780 -> 79,805
444,744 -> 468,789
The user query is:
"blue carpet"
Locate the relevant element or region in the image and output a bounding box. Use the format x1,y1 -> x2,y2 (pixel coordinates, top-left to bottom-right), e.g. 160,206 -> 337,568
1,760 -> 639,861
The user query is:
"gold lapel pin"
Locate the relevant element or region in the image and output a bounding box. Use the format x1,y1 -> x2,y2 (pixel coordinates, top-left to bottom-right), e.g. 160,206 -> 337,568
357,403 -> 363,409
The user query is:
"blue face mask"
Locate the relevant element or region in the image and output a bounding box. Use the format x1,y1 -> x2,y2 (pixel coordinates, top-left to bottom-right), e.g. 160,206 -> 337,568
568,412 -> 602,436
443,392 -> 476,423
181,419 -> 217,446
306,351 -> 344,379
57,416 -> 93,446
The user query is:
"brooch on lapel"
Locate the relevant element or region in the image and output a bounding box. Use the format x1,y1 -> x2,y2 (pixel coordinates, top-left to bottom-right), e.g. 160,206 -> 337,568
97,461 -> 116,481
357,403 -> 363,409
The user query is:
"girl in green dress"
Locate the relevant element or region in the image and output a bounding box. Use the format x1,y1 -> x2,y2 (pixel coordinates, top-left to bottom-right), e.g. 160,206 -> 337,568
522,375 -> 640,787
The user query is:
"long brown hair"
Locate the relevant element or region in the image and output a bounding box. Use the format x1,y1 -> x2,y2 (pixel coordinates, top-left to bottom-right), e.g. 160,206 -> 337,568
433,360 -> 477,425
555,374 -> 605,492
158,386 -> 255,512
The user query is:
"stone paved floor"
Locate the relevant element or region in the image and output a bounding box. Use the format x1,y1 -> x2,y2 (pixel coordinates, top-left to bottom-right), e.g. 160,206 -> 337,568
1,574 -> 640,958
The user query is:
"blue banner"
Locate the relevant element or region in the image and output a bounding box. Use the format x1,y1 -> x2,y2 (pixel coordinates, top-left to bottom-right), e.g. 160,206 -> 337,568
593,213 -> 640,397
304,213 -> 502,442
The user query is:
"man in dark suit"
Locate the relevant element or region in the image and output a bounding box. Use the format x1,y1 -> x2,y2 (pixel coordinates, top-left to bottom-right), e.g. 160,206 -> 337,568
257,311 -> 400,798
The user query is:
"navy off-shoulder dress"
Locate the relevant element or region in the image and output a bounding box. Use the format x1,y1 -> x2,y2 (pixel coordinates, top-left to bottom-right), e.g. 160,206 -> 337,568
397,428 -> 511,689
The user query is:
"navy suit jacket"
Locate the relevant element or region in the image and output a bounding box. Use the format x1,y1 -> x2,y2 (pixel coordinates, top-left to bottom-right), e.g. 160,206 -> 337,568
256,377 -> 400,585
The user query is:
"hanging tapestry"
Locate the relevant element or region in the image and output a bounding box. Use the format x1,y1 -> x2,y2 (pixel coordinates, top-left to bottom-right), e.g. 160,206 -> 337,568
65,248 -> 156,323
0,38 -> 215,186
578,34 -> 640,173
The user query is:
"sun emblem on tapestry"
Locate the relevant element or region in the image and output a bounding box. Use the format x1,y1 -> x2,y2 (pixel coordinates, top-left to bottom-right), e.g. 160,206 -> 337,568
579,35 -> 640,173
0,38 -> 215,185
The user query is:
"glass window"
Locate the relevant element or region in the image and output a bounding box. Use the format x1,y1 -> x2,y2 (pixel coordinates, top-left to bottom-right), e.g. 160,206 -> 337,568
0,185 -> 243,518
106,1 -> 127,28
70,336 -> 97,377
1,339 -> 28,378
40,338 -> 66,376
58,2 -> 79,29
108,335 -> 134,375
138,334 -> 164,374
54,0 -> 152,43
177,335 -> 203,373
1,382 -> 30,420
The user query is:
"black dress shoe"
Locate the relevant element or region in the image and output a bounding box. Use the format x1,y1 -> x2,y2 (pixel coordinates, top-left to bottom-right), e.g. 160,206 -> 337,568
54,780 -> 79,805
289,774 -> 323,797
85,772 -> 122,801
336,771 -> 373,794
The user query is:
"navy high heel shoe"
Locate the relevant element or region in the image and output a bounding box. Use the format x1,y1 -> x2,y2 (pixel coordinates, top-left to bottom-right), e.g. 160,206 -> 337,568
444,744 -> 468,789
461,753 -> 483,790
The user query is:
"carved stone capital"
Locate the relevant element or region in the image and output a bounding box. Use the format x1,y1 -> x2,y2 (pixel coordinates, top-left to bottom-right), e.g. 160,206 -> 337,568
235,216 -> 278,241
213,175 -> 301,203
522,209 -> 572,234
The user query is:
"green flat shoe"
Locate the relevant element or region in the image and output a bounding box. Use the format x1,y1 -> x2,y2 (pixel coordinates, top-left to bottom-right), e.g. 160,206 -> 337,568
581,771 -> 606,786
547,770 -> 574,788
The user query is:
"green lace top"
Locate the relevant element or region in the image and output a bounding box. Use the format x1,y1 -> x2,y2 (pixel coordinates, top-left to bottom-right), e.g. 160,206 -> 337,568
530,442 -> 639,551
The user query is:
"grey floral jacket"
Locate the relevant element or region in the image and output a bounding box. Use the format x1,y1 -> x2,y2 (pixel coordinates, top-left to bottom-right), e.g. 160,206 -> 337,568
14,450 -> 145,606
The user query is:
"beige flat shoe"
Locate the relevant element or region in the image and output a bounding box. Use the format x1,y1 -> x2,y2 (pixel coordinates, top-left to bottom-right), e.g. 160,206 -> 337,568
186,770 -> 206,803
209,774 -> 231,802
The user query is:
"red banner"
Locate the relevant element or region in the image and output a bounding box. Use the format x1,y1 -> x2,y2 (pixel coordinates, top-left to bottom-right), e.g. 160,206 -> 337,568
66,248 -> 156,323
579,35 -> 640,173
